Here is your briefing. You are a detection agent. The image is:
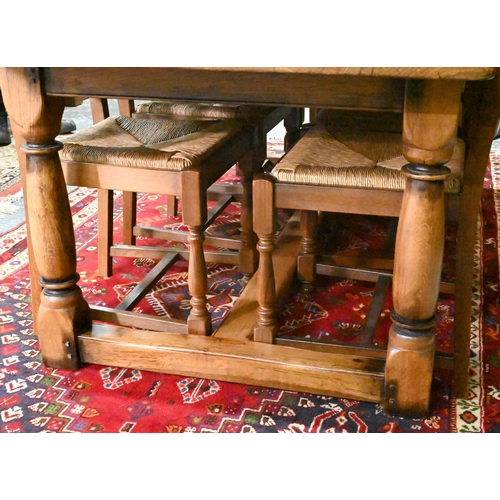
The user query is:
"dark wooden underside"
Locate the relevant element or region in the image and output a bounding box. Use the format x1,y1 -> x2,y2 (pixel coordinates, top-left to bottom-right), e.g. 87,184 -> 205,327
43,68 -> 407,111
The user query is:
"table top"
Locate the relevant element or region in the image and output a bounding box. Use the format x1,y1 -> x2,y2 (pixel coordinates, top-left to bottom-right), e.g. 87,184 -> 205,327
191,67 -> 496,80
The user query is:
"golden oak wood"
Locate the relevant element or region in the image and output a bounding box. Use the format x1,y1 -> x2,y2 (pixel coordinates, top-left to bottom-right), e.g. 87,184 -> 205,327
214,212 -> 302,341
403,79 -> 464,165
97,189 -> 113,277
110,245 -> 240,265
276,337 -> 455,370
297,210 -> 318,293
235,151 -> 260,279
9,121 -> 42,328
0,68 -> 92,369
79,323 -> 385,402
194,67 -> 496,80
89,98 -> 138,274
90,306 -> 188,333
133,224 -> 242,250
253,174 -> 279,343
392,178 -> 447,321
121,192 -> 137,249
89,98 -> 109,123
2,66 -> 497,418
384,77 -> 464,415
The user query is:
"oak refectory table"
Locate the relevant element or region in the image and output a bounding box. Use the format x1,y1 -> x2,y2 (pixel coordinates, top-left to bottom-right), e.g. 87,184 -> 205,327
0,67 -> 498,418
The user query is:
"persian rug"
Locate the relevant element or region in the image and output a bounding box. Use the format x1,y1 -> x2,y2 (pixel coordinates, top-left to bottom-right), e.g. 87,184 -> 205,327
0,150 -> 499,433
0,142 -> 21,215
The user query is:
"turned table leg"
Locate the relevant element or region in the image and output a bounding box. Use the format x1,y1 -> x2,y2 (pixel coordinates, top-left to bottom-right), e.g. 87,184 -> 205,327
384,165 -> 449,416
10,121 -> 42,329
0,68 -> 91,370
384,79 -> 464,416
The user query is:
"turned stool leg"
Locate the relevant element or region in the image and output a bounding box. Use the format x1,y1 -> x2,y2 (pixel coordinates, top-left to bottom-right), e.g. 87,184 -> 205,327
253,174 -> 277,343
117,98 -> 138,235
384,79 -> 464,417
297,210 -> 318,294
186,225 -> 212,336
237,150 -> 259,281
182,169 -> 211,336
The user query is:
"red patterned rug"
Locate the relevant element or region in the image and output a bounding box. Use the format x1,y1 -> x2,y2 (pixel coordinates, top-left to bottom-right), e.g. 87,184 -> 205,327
1,154 -> 500,433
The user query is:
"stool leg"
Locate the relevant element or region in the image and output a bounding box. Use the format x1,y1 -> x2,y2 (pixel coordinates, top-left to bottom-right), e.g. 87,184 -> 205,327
187,225 -> 212,336
182,169 -> 211,336
122,191 -> 137,246
89,98 -> 110,124
298,210 -> 318,293
166,195 -> 179,216
117,99 -> 135,117
284,108 -> 304,151
253,174 -> 277,343
237,151 -> 259,281
97,188 -> 114,277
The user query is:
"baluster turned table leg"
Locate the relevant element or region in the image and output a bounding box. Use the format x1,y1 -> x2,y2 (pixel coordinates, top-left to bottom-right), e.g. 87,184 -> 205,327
24,142 -> 91,369
384,79 -> 464,417
0,68 -> 91,370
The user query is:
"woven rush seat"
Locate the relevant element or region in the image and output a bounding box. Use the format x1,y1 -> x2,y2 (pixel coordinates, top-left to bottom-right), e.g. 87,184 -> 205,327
252,106 -> 471,400
127,101 -> 292,215
134,100 -> 261,121
60,103 -> 291,337
271,120 -> 465,194
60,115 -> 246,170
59,112 -> 254,338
